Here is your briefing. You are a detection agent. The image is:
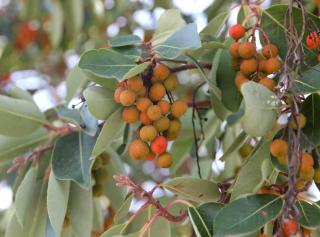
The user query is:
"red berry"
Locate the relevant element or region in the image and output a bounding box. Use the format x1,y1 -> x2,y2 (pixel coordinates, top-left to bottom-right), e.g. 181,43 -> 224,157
283,219 -> 298,237
229,24 -> 246,41
306,36 -> 317,49
151,136 -> 167,155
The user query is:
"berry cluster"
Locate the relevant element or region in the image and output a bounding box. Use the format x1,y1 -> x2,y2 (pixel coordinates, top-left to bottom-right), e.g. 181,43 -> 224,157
269,113 -> 320,188
114,64 -> 188,168
92,152 -> 110,197
305,31 -> 320,63
228,24 -> 281,91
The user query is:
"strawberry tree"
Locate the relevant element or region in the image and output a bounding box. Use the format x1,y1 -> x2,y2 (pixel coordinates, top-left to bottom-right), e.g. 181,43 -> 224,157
1,1 -> 320,237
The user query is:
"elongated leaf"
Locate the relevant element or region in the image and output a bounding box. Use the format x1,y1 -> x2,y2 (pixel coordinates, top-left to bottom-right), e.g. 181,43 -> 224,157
62,0 -> 83,39
154,23 -> 201,59
92,109 -> 125,157
216,39 -> 242,112
214,194 -> 284,237
296,200 -> 320,228
152,9 -> 185,46
123,62 -> 150,80
230,140 -> 271,201
83,86 -> 120,120
52,131 -> 97,189
295,64 -> 320,94
200,11 -> 229,36
9,85 -> 34,102
241,82 -> 279,137
69,183 -> 93,237
79,49 -> 136,80
114,194 -> 133,224
110,35 -> 141,47
49,0 -> 63,47
65,66 -> 88,103
220,131 -> 247,161
300,94 -> 320,146
162,177 -> 220,203
0,95 -> 47,137
188,203 -> 224,237
47,173 -> 71,237
0,128 -> 49,162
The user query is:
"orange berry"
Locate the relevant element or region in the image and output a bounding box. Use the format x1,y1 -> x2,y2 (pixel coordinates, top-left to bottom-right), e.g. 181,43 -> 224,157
128,139 -> 150,160
119,90 -> 136,106
265,57 -> 281,74
229,42 -> 240,58
147,105 -> 162,121
301,152 -> 314,169
283,219 -> 298,237
140,112 -> 152,125
240,58 -> 258,76
166,119 -> 181,140
156,152 -> 173,168
139,125 -> 158,142
259,59 -> 267,72
302,228 -> 311,237
164,75 -> 179,91
259,77 -> 275,91
127,76 -> 144,92
149,82 -> 166,101
238,42 -> 256,59
122,106 -> 139,124
153,64 -> 170,81
300,167 -> 314,181
235,73 -> 249,89
137,87 -> 147,97
229,24 -> 246,40
262,44 -> 279,58
270,139 -> 288,158
277,155 -> 288,166
291,113 -> 306,129
171,100 -> 188,118
114,86 -> 125,103
158,100 -> 170,114
136,97 -> 152,112
153,117 -> 170,132
231,57 -> 240,70
151,136 -> 167,155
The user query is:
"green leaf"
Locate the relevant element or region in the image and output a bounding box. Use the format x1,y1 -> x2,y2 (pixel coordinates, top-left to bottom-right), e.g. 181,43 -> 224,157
92,109 -> 125,157
152,9 -> 185,46
15,167 -> 46,226
162,177 -> 220,203
0,95 -> 47,137
83,86 -> 120,120
65,66 -> 88,103
79,49 -> 136,80
230,140 -> 271,201
188,203 -> 224,237
68,183 -> 93,237
49,0 -> 63,47
154,23 -> 201,59
111,46 -> 141,60
84,71 -> 119,90
295,64 -> 320,94
47,172 -> 71,237
62,0 -> 84,40
123,62 -> 151,80
214,194 -> 284,237
110,35 -> 141,47
241,82 -> 279,137
92,198 -> 104,232
114,194 -> 133,224
200,11 -> 229,36
5,179 -> 47,237
0,128 -> 49,162
9,85 -> 34,102
52,131 -> 97,189
216,39 -> 242,112
219,131 -> 247,162
296,200 -> 320,228
300,94 -> 320,146
261,4 -> 319,68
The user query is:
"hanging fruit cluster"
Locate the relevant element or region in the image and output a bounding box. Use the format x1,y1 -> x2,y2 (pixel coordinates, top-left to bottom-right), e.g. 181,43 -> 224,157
91,152 -> 110,197
305,31 -> 320,63
228,24 -> 281,91
114,64 -> 188,168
